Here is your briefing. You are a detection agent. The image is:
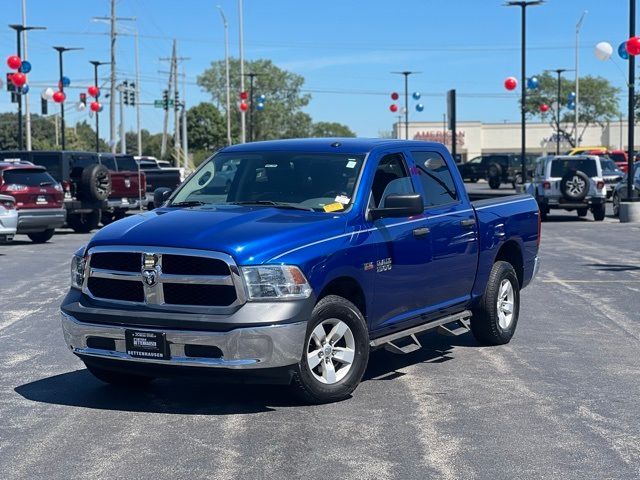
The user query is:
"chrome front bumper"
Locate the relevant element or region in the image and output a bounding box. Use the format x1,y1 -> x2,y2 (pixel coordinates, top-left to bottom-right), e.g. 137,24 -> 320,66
61,312 -> 307,370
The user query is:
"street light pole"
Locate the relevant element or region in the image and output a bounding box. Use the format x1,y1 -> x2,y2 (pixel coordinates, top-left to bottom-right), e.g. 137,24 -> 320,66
238,0 -> 246,143
575,11 -> 587,147
392,71 -> 419,140
53,46 -> 82,151
627,0 -> 636,201
243,73 -> 259,142
506,1 -> 544,185
551,68 -> 567,155
9,24 -> 45,150
217,6 -> 232,146
89,61 -> 108,152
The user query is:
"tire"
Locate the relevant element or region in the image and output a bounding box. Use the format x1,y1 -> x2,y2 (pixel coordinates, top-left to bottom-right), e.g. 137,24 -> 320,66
471,261 -> 520,345
592,205 -> 605,221
577,208 -> 588,217
487,163 -> 502,179
27,229 -> 55,243
488,176 -> 501,189
612,193 -> 620,217
79,164 -> 111,201
560,170 -> 590,201
292,295 -> 369,404
100,212 -> 115,226
85,363 -> 154,387
469,177 -> 479,183
68,209 -> 101,233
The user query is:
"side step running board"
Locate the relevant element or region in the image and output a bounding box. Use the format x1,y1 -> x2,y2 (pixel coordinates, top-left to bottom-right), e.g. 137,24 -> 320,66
370,310 -> 472,354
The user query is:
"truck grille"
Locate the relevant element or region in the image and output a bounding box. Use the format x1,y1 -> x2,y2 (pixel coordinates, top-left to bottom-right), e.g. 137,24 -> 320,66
83,246 -> 245,313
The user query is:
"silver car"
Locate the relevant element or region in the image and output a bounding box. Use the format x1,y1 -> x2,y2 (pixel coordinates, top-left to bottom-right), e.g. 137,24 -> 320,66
0,194 -> 18,243
611,164 -> 640,217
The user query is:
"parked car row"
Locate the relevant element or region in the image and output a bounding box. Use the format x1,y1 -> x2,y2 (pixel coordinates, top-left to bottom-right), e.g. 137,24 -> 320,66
0,150 -> 186,244
457,153 -> 537,189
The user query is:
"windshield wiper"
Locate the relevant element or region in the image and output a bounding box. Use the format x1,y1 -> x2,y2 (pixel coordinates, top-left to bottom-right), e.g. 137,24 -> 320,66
229,200 -> 314,211
169,201 -> 205,207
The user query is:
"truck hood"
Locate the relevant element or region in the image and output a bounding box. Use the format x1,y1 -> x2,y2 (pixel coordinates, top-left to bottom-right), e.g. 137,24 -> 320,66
88,205 -> 348,264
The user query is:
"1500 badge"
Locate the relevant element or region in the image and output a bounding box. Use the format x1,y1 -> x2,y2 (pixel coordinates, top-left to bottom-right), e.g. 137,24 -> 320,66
376,258 -> 392,272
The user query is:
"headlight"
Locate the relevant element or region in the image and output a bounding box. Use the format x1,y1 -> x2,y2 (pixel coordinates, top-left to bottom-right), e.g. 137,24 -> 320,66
241,265 -> 312,300
70,254 -> 86,289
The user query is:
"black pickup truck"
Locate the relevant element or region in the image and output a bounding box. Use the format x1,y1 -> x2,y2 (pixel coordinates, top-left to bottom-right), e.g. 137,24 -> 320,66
135,157 -> 183,209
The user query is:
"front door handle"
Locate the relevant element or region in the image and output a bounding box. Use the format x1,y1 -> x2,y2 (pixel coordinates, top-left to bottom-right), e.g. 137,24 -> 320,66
413,227 -> 430,238
460,218 -> 476,227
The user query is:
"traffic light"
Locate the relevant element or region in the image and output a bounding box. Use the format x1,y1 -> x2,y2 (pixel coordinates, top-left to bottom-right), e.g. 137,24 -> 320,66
6,73 -> 15,92
79,93 -> 87,106
174,89 -> 179,110
123,80 -> 129,106
41,97 -> 48,115
129,82 -> 136,106
162,89 -> 169,110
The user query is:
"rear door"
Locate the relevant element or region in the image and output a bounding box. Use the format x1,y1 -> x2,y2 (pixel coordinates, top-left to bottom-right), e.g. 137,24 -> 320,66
410,150 -> 478,309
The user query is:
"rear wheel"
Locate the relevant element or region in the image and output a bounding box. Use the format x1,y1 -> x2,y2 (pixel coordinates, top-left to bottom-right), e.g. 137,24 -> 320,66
27,229 -> 55,243
292,295 -> 369,404
68,209 -> 101,233
471,261 -> 520,345
85,364 -> 154,387
577,208 -> 588,217
488,176 -> 501,189
612,193 -> 620,217
592,205 -> 606,221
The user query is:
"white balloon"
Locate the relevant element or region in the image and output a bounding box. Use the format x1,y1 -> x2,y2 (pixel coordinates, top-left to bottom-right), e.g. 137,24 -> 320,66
595,42 -> 613,61
76,102 -> 86,112
42,87 -> 55,101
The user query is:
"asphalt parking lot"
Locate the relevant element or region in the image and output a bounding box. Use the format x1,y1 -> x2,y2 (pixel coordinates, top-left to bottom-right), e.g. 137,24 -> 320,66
1,201 -> 639,479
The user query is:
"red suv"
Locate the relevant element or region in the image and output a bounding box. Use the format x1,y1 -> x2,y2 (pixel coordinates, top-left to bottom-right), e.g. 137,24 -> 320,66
0,161 -> 66,242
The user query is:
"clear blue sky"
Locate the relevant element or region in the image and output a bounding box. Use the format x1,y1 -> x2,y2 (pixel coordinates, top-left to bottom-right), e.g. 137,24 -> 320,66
0,0 -> 635,139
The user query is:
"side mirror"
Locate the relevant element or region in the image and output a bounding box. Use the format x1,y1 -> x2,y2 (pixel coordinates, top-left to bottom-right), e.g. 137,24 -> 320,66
153,187 -> 172,208
369,194 -> 424,220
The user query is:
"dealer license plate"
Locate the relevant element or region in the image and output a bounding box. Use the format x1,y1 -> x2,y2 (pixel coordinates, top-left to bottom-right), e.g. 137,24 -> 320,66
36,195 -> 47,204
125,330 -> 168,359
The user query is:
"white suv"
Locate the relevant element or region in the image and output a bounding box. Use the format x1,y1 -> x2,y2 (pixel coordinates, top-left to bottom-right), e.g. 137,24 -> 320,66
527,155 -> 607,221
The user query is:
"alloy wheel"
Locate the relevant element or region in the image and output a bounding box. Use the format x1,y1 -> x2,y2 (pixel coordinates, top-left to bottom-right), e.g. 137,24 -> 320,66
306,318 -> 355,385
496,279 -> 515,329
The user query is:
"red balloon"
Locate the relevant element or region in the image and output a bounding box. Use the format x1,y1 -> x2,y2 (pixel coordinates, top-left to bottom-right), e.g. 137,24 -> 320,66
10,72 -> 26,88
90,101 -> 101,112
389,104 -> 398,113
239,101 -> 248,112
504,77 -> 518,91
7,55 -> 21,70
626,36 -> 640,56
539,103 -> 549,113
88,85 -> 100,97
52,91 -> 66,103
391,92 -> 399,101
240,91 -> 249,100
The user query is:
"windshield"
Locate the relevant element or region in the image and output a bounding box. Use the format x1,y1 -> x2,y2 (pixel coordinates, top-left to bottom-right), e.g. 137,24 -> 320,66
2,168 -> 57,186
600,159 -> 621,174
550,158 -> 597,178
100,156 -> 117,171
170,151 -> 365,212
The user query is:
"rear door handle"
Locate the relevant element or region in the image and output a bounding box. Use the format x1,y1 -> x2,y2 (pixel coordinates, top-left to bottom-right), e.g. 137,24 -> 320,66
413,227 -> 430,238
460,218 -> 476,227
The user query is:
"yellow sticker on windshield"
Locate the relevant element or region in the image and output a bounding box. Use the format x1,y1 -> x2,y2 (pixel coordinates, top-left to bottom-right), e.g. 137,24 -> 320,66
323,202 -> 345,212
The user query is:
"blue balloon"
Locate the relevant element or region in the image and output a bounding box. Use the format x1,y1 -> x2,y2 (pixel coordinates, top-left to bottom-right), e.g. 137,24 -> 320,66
20,84 -> 29,94
416,103 -> 424,112
568,91 -> 576,101
20,60 -> 32,74
412,91 -> 421,100
256,102 -> 265,111
619,42 -> 629,60
257,94 -> 266,102
567,101 -> 576,110
61,76 -> 71,87
527,77 -> 539,89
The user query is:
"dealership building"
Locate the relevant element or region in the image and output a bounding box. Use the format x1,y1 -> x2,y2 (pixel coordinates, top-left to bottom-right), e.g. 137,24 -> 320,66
394,120 -> 640,161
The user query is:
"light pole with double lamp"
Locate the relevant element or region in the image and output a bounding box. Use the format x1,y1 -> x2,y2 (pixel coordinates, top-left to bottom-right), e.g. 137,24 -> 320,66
392,71 -> 419,140
53,46 -> 83,150
89,60 -> 108,152
505,0 -> 544,185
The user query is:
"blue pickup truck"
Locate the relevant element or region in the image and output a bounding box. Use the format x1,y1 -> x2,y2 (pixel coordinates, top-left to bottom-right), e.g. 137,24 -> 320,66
61,139 -> 540,403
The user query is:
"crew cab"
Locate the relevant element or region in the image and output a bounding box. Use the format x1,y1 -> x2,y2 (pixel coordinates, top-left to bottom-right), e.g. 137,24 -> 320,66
0,151 -> 112,233
528,155 -> 607,221
0,161 -> 66,242
61,139 -> 540,403
135,156 -> 183,209
98,154 -> 146,225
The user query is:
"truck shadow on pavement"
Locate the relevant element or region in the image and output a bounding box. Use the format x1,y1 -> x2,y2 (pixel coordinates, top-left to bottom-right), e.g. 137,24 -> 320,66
14,332 -> 479,414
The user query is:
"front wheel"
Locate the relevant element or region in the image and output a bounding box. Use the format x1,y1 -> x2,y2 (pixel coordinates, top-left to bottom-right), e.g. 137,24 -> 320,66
592,205 -> 605,221
68,209 -> 101,233
612,194 -> 620,217
471,261 -> 520,345
292,295 -> 369,404
27,229 -> 55,243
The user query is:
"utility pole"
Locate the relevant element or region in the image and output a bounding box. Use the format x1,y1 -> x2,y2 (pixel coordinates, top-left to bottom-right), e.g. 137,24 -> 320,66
392,71 -> 419,140
181,64 -> 188,169
109,0 -> 116,152
243,73 -> 260,142
53,46 -> 82,150
160,41 -> 189,164
217,5 -> 232,146
505,0 -> 544,186
118,82 -> 126,154
159,42 -> 175,159
89,60 -> 108,152
238,0 -> 246,143
548,68 -> 568,155
21,0 -> 33,151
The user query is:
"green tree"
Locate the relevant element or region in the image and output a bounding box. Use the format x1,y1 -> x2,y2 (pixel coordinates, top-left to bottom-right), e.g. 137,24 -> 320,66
311,121 -> 356,138
198,58 -> 313,141
186,102 -> 227,151
524,73 -> 620,147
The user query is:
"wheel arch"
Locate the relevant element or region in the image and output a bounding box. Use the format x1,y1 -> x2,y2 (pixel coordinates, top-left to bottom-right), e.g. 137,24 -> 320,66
494,240 -> 524,287
317,276 -> 367,321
